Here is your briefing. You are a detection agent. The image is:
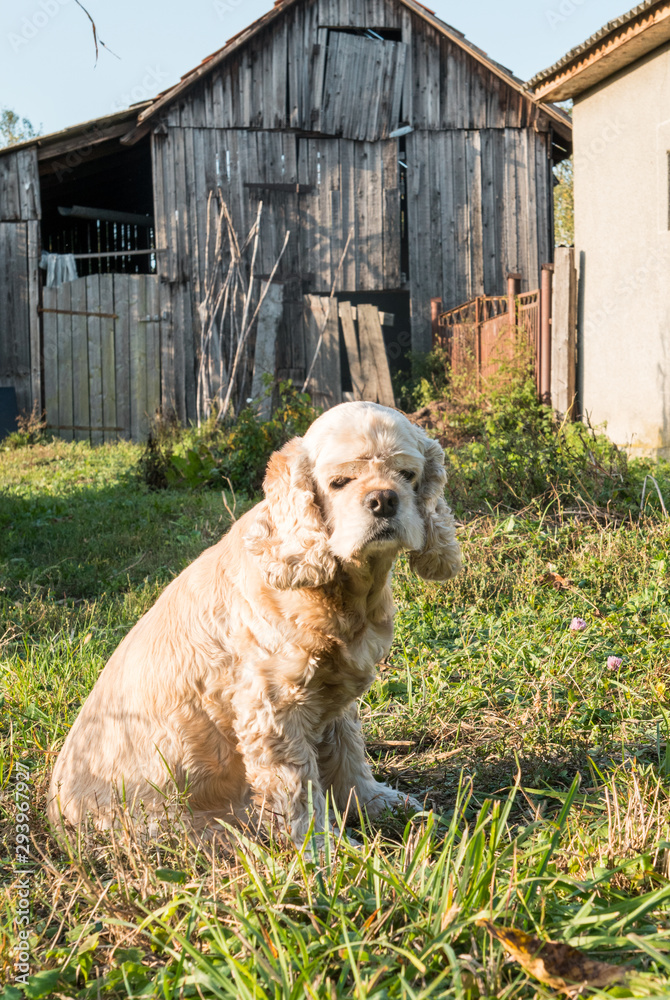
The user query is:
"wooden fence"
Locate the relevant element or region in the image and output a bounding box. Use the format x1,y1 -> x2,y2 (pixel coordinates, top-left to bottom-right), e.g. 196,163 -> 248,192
42,274 -> 161,442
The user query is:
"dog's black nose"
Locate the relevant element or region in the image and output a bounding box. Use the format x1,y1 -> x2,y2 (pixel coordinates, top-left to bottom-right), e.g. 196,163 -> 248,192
363,489 -> 399,518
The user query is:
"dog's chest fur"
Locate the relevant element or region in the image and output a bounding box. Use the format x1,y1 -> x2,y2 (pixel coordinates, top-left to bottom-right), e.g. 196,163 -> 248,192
244,560 -> 395,724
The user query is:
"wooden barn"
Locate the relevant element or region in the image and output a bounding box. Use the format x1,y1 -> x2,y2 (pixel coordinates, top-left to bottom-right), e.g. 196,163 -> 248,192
0,0 -> 571,440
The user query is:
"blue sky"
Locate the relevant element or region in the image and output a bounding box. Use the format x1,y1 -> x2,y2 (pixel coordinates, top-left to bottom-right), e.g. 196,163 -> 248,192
2,0 -> 630,137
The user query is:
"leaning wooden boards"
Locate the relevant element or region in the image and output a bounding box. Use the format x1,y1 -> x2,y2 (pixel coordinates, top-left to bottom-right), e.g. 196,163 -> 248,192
304,296 -> 395,410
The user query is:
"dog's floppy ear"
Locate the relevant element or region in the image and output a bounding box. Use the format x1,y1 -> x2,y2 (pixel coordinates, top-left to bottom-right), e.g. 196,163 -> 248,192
409,433 -> 462,582
244,437 -> 338,590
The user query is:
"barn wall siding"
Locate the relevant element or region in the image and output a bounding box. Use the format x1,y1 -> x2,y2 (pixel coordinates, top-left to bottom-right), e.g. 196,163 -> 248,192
149,0 -> 560,372
152,126 -> 403,388
406,127 -> 554,351
0,148 -> 41,222
0,220 -> 40,414
0,147 -> 41,415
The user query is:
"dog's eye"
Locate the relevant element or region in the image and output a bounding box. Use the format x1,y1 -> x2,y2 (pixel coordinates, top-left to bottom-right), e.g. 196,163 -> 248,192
330,476 -> 352,490
399,470 -> 416,483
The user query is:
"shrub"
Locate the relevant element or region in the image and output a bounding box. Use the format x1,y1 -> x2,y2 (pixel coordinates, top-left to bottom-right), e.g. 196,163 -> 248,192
1,405 -> 48,449
445,367 -> 670,521
392,347 -> 450,412
138,381 -> 318,496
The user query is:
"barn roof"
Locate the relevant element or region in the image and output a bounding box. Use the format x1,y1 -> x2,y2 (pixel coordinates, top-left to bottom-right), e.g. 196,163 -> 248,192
0,103 -> 151,160
0,0 -> 571,161
128,0 -> 571,145
527,0 -> 670,101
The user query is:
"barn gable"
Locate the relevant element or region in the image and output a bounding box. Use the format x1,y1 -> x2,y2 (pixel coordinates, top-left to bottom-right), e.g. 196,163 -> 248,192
129,0 -> 570,146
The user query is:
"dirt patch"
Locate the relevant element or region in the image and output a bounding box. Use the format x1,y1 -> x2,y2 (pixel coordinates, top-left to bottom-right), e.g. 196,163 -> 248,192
406,400 -> 479,450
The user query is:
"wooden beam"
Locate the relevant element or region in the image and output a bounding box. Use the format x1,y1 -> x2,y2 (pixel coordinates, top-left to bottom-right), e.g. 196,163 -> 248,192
64,248 -> 164,261
58,205 -> 154,227
551,247 -> 577,419
36,122 -> 133,162
244,182 -> 314,193
120,121 -> 153,147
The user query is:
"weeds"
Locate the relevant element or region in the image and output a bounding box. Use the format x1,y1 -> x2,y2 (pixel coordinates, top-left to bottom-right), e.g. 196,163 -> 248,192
137,380 -> 318,494
2,418 -> 670,996
404,350 -> 670,523
393,348 -> 451,413
1,406 -> 48,450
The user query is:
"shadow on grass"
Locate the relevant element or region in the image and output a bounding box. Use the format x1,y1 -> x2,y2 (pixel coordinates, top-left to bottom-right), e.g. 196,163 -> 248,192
0,476 -> 232,602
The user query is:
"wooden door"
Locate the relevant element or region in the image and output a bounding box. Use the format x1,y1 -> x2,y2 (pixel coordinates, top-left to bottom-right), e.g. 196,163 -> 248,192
42,273 -> 161,442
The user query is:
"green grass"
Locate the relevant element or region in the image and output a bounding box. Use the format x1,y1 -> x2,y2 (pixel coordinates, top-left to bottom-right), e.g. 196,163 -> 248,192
1,438 -> 670,998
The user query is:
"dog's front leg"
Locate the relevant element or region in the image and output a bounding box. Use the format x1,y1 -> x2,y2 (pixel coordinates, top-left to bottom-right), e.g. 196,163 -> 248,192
319,707 -> 422,819
232,690 -> 327,850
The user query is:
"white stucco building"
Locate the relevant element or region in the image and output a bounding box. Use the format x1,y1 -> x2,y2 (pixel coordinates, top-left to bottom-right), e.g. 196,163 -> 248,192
529,1 -> 670,457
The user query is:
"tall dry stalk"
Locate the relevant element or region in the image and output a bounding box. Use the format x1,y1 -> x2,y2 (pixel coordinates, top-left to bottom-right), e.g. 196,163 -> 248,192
197,193 -> 289,425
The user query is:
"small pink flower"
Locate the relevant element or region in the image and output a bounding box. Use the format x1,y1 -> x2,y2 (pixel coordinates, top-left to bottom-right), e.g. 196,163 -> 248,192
570,617 -> 587,631
607,656 -> 623,670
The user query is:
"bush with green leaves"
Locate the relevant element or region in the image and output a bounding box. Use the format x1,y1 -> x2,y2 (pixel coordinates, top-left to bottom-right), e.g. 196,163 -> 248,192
392,347 -> 450,412
138,380 -> 318,496
445,369 -> 670,521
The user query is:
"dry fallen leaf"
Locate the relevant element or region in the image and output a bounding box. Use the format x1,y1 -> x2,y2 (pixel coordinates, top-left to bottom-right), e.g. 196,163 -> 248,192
539,572 -> 605,617
479,920 -> 629,994
541,571 -> 573,591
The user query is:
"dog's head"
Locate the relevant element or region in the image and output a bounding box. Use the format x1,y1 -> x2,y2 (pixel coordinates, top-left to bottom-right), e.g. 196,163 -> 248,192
244,402 -> 462,589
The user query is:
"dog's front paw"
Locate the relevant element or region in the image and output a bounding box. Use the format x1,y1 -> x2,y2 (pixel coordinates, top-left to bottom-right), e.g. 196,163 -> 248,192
362,784 -> 423,819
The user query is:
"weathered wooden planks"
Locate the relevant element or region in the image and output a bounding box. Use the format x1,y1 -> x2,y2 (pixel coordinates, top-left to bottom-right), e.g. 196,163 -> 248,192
0,222 -> 32,413
357,303 -> 395,406
145,276 -> 162,432
70,278 -> 90,441
42,286 -> 59,435
114,274 -> 131,437
41,274 -> 161,442
56,282 -> 73,440
86,274 -> 103,444
129,273 -> 145,439
177,0 -> 549,136
100,276 -> 117,444
251,282 -> 283,418
0,148 -> 40,222
303,294 -> 341,410
27,221 -> 40,411
551,247 -> 577,419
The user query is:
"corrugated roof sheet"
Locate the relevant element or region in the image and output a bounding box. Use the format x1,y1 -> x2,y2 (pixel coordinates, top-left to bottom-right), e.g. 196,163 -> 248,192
527,0 -> 662,89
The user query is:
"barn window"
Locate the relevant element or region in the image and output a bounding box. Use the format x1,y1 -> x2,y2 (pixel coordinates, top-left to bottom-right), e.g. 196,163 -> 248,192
327,27 -> 402,42
39,134 -> 155,276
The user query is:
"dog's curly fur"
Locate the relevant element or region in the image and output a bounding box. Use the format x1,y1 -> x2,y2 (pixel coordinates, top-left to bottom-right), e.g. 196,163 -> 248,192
47,402 -> 461,846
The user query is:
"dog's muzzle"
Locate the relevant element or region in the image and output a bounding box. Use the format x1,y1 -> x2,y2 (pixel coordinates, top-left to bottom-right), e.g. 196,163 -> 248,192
363,489 -> 399,519
362,490 -> 400,545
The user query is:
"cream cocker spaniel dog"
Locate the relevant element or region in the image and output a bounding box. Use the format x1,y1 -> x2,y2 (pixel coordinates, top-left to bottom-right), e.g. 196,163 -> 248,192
48,402 -> 461,847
